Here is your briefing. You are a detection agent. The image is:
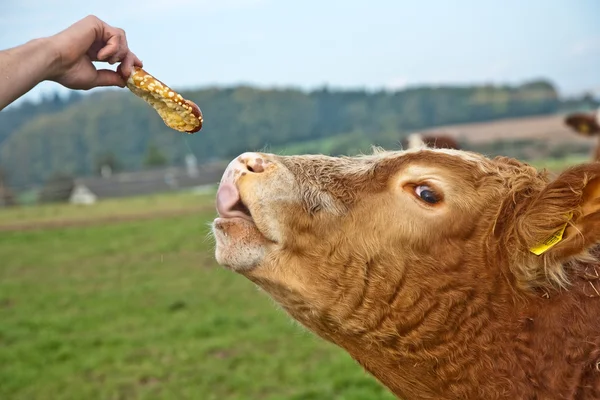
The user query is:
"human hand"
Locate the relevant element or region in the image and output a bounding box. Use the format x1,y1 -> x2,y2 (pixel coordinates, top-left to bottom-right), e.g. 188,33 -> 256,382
46,15 -> 143,90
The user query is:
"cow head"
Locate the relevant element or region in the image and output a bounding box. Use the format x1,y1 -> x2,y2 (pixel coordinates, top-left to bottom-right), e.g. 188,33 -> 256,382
211,148 -> 600,397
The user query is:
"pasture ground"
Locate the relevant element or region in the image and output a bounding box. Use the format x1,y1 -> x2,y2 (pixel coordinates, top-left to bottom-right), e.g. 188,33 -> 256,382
0,191 -> 395,400
0,154 -> 587,399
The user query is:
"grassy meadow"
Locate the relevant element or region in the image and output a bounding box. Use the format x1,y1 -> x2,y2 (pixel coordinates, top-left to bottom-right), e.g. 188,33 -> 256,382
0,191 -> 395,400
0,153 -> 590,400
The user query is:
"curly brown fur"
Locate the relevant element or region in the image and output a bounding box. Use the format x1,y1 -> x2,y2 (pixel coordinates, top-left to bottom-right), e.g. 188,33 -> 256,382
212,148 -> 600,399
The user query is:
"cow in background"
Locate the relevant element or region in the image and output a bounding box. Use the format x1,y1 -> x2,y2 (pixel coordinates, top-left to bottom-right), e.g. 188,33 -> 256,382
565,108 -> 600,161
401,132 -> 461,150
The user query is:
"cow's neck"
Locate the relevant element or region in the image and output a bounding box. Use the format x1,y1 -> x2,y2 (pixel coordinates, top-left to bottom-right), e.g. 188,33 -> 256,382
323,258 -> 516,399
245,239 -> 600,398
252,249 -> 515,398
305,258 -> 600,400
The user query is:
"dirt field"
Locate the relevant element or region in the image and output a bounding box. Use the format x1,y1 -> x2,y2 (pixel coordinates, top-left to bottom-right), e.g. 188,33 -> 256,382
0,191 -> 217,232
0,207 -> 210,232
422,114 -> 594,145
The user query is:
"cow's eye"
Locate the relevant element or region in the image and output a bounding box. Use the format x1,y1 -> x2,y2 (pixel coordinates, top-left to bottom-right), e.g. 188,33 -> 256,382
415,185 -> 440,204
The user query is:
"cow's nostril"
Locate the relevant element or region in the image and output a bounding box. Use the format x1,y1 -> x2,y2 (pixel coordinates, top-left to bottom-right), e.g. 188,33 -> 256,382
237,153 -> 269,174
245,157 -> 265,173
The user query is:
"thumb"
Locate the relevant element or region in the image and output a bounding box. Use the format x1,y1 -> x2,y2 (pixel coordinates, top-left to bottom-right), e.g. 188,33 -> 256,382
93,69 -> 126,88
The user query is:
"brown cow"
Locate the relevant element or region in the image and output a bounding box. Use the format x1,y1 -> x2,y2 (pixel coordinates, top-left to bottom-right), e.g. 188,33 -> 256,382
212,148 -> 600,400
565,109 -> 600,161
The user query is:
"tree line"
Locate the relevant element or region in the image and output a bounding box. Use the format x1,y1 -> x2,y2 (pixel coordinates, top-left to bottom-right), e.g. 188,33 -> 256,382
0,79 -> 582,189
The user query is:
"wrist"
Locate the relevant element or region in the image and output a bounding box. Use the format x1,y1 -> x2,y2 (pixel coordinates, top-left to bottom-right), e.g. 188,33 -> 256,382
29,37 -> 62,82
0,37 -> 63,110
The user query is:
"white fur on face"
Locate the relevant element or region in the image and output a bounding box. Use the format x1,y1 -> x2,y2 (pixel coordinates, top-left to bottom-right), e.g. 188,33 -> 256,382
212,148 -> 491,271
212,217 -> 268,271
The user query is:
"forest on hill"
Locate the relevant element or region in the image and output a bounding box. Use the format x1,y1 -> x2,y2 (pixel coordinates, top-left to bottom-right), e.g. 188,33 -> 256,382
0,79 -> 578,189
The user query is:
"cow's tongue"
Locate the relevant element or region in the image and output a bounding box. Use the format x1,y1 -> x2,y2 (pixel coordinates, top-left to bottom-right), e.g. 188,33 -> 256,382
216,182 -> 251,220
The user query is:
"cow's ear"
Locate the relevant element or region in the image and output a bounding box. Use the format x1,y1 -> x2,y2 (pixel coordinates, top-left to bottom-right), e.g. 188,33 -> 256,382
506,163 -> 600,287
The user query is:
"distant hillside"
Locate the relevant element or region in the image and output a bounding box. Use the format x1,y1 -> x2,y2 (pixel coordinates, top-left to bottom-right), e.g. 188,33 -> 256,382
422,114 -> 591,144
0,79 -> 585,189
422,114 -> 597,163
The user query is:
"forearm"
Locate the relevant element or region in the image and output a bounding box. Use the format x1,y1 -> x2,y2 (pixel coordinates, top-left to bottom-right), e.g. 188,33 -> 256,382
0,38 -> 58,110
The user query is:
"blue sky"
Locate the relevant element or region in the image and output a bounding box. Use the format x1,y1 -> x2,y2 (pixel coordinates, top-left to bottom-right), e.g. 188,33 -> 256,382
2,0 -> 599,104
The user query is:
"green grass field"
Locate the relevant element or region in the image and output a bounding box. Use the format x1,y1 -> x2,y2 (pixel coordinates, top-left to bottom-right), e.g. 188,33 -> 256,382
0,190 -> 215,227
528,155 -> 591,173
0,192 -> 395,400
1,154 -> 588,400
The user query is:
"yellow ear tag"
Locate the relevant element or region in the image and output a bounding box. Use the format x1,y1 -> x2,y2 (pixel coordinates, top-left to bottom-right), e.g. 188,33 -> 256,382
529,212 -> 573,256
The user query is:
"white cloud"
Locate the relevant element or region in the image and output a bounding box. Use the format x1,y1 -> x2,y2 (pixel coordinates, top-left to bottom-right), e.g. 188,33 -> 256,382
570,37 -> 600,56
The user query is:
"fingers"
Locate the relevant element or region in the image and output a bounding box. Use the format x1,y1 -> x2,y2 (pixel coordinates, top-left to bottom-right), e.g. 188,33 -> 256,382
117,51 -> 143,79
96,34 -> 124,63
108,31 -> 129,64
49,15 -> 142,91
93,21 -> 142,78
92,69 -> 126,88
